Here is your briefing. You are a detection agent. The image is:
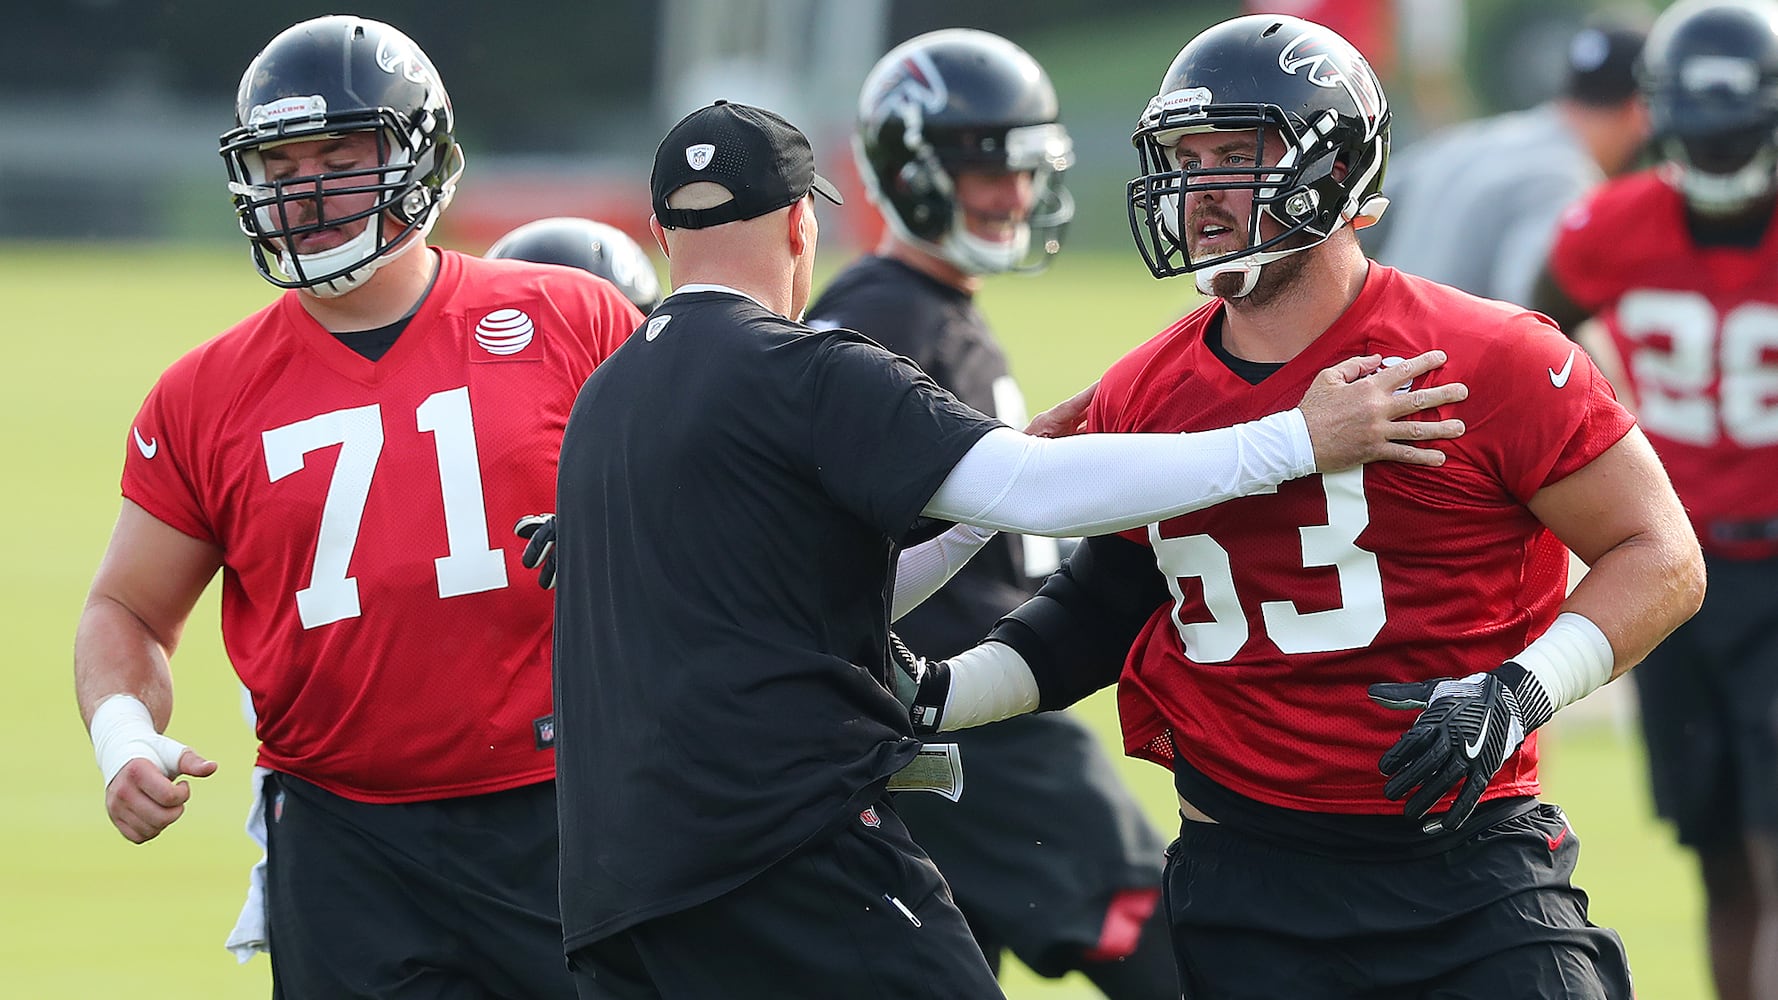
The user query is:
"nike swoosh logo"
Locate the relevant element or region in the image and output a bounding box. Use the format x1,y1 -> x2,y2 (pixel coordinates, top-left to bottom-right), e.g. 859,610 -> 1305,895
133,427 -> 158,460
1549,348 -> 1576,389
1546,824 -> 1569,851
1465,706 -> 1495,758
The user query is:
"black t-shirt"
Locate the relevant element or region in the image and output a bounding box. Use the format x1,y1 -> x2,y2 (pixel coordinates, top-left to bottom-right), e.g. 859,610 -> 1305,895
807,256 -> 1035,658
551,289 -> 1001,947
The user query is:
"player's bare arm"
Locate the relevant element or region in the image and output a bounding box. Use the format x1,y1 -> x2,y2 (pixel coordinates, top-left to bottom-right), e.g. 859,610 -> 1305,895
1298,349 -> 1468,471
1371,427 -> 1705,833
1529,426 -> 1706,674
75,500 -> 222,843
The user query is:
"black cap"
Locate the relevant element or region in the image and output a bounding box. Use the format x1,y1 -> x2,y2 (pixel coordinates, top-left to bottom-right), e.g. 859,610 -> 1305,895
1564,21 -> 1647,106
650,101 -> 844,230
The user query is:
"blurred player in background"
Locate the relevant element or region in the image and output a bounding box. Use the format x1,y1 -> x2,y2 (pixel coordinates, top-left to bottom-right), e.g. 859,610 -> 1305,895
490,216 -> 664,313
1372,17 -> 1648,306
1534,3 -> 1778,996
71,15 -> 641,997
804,29 -> 1177,998
899,13 -> 1704,997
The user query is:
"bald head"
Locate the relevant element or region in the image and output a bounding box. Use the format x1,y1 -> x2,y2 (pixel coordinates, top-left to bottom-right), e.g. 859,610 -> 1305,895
649,186 -> 819,319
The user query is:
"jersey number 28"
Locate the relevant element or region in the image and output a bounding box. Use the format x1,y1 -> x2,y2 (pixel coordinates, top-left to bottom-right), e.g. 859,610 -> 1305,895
1616,290 -> 1778,447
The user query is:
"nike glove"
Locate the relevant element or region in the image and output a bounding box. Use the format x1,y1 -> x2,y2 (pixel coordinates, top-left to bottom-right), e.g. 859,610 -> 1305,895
1368,663 -> 1551,835
512,514 -> 557,590
888,631 -> 952,735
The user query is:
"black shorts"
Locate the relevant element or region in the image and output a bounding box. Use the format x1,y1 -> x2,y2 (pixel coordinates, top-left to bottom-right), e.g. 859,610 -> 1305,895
1163,803 -> 1633,1000
892,711 -> 1166,973
1632,553 -> 1778,848
567,799 -> 1002,1000
262,771 -> 574,1000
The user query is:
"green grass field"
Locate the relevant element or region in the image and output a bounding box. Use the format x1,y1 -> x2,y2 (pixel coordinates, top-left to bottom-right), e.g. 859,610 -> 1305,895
0,244 -> 1710,998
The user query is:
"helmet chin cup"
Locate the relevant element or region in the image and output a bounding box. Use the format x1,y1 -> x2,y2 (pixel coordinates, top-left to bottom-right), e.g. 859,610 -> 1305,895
275,217 -> 429,299
1195,259 -> 1262,298
946,222 -> 1033,275
1676,147 -> 1778,216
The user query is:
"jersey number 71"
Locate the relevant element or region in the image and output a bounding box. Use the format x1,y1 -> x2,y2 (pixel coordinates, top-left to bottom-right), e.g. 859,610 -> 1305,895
262,385 -> 508,629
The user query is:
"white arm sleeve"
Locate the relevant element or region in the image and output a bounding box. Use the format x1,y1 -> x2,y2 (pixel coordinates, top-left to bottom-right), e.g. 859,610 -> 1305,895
923,410 -> 1315,536
891,522 -> 998,622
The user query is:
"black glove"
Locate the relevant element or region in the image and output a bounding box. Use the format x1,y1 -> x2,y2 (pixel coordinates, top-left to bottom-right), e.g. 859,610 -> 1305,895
1368,668 -> 1533,835
888,631 -> 952,735
512,514 -> 557,590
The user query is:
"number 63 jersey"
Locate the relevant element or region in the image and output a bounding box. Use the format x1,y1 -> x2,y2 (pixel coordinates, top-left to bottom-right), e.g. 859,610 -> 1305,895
1550,169 -> 1778,560
1091,265 -> 1635,814
120,250 -> 639,803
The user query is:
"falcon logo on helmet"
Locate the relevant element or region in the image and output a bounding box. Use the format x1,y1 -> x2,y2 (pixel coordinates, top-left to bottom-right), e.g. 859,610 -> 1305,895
375,36 -> 432,86
863,52 -> 950,131
1279,32 -> 1387,138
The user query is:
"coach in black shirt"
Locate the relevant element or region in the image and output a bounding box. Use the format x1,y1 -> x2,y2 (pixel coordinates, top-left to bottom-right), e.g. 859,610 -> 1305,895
552,100 -> 1467,999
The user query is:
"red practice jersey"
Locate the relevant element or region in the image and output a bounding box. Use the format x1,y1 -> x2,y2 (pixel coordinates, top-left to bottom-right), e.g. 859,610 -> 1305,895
1091,265 -> 1634,814
1550,168 -> 1778,559
121,250 -> 640,802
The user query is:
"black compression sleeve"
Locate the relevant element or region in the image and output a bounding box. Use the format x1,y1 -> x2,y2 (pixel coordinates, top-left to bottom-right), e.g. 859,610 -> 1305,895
986,533 -> 1171,711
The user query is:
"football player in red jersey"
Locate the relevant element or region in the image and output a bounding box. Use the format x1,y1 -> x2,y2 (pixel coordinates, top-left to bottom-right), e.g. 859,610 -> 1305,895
71,16 -> 640,998
1534,3 -> 1778,996
895,13 -> 1704,998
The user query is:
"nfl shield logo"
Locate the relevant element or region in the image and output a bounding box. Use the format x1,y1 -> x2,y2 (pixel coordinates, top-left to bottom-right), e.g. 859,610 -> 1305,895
686,143 -> 715,170
859,806 -> 882,828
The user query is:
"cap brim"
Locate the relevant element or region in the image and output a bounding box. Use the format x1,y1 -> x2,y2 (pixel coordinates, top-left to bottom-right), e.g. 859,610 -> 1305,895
811,172 -> 844,206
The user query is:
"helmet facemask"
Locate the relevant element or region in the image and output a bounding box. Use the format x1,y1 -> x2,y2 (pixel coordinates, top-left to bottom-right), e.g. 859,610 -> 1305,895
1128,97 -> 1387,296
221,103 -> 463,297
1666,130 -> 1778,215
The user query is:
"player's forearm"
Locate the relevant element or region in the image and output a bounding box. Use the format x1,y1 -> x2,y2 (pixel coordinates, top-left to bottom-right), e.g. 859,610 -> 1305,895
74,597 -> 178,730
923,413 -> 1314,536
891,522 -> 997,621
1558,528 -> 1707,680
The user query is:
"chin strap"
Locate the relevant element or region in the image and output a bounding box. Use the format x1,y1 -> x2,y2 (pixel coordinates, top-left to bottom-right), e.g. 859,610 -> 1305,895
1194,260 -> 1262,298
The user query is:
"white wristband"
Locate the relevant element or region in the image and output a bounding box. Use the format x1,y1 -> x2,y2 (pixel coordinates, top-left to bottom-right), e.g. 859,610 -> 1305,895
90,694 -> 189,787
939,641 -> 1041,731
1511,612 -> 1615,715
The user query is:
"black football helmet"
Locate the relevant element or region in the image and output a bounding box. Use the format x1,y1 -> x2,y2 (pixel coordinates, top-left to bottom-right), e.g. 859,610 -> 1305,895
1127,14 -> 1390,295
219,16 -> 464,296
854,29 -> 1074,275
487,217 -> 663,313
1640,0 -> 1778,216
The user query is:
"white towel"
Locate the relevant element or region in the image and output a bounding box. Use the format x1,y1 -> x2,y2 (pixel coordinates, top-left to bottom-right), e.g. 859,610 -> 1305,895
224,765 -> 272,963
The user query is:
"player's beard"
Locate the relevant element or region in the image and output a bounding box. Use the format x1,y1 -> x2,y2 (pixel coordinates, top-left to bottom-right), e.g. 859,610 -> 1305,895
1233,250 -> 1308,307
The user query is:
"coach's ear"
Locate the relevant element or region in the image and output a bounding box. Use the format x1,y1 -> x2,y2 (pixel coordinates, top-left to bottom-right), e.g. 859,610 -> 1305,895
648,214 -> 671,258
787,197 -> 813,258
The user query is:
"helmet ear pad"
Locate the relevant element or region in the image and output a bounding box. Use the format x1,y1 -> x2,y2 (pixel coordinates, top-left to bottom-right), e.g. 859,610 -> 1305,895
893,158 -> 953,243
876,114 -> 954,243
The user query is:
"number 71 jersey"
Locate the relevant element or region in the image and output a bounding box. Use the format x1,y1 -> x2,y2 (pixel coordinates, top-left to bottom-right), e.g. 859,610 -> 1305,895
121,251 -> 640,802
1549,169 -> 1778,559
1091,265 -> 1634,814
